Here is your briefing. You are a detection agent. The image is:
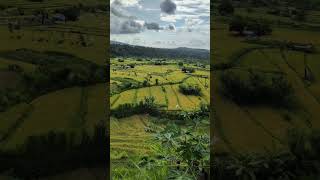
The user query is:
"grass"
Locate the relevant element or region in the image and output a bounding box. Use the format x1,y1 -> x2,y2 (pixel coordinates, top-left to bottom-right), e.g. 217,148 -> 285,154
84,83 -> 106,134
0,103 -> 30,137
110,60 -> 210,111
0,71 -> 20,90
0,84 -> 105,150
149,86 -> 167,106
110,115 -> 152,157
2,87 -> 82,150
0,57 -> 35,72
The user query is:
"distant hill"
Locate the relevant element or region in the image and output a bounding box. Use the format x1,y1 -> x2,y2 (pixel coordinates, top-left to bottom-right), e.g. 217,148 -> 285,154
110,42 -> 210,63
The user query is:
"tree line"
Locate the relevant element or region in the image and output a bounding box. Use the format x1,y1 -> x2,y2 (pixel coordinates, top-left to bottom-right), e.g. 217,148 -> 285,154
0,122 -> 108,178
0,49 -> 106,112
219,70 -> 296,108
212,128 -> 320,180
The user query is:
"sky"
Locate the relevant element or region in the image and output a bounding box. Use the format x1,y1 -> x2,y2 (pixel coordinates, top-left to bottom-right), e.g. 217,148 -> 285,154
110,0 -> 210,50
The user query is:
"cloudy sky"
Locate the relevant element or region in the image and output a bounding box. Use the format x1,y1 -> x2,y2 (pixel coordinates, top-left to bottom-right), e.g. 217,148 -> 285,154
110,0 -> 210,50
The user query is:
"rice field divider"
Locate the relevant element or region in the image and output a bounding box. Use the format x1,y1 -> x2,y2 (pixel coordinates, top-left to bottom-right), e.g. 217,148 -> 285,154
211,103 -> 238,154
111,94 -> 121,107
240,106 -> 285,145
112,76 -> 193,95
170,85 -> 182,109
0,104 -> 34,144
78,87 -> 89,126
133,88 -> 138,104
280,50 -> 320,105
161,86 -> 169,109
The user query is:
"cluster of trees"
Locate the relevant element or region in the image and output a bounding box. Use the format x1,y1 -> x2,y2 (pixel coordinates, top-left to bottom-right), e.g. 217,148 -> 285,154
111,44 -> 210,62
0,89 -> 26,112
179,84 -> 202,96
0,65 -> 105,112
220,70 -> 295,108
154,61 -> 167,65
0,123 -> 108,178
55,7 -> 81,21
22,64 -> 105,95
0,50 -> 106,112
111,96 -> 157,118
267,7 -> 307,21
217,0 -> 234,15
181,67 -> 195,73
212,128 -> 320,180
229,16 -> 272,36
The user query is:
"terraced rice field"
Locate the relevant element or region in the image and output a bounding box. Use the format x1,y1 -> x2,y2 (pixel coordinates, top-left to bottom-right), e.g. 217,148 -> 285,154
0,84 -> 105,150
212,21 -> 320,154
110,58 -> 210,170
110,58 -> 210,111
110,115 -> 152,157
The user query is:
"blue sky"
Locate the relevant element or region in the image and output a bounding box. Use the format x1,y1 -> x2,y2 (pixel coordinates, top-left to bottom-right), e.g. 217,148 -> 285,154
110,0 -> 210,50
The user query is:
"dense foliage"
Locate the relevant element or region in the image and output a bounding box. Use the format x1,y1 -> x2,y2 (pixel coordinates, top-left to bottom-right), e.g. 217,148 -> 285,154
220,70 -> 295,108
218,0 -> 234,15
111,43 -> 210,63
153,122 -> 210,179
111,96 -> 158,118
0,122 -> 108,178
212,128 -> 320,180
229,16 -> 272,36
179,84 -> 202,96
0,49 -> 105,112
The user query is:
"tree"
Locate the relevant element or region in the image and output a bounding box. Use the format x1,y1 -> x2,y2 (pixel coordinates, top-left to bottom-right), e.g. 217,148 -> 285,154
59,7 -> 81,21
143,80 -> 149,87
8,23 -> 13,33
218,0 -> 234,15
229,16 -> 246,35
229,16 -> 272,36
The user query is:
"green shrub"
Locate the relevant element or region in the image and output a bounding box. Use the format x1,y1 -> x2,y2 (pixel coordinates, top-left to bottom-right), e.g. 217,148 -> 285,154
111,96 -> 157,118
179,84 -> 202,96
220,70 -> 295,108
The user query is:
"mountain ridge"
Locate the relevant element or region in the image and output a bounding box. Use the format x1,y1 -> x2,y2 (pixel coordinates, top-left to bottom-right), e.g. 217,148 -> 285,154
110,41 -> 210,62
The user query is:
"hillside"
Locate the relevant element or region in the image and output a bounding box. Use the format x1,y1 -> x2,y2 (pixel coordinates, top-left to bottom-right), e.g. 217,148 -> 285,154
110,42 -> 210,63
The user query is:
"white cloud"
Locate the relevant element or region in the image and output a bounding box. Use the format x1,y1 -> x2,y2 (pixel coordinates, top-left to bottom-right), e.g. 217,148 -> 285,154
110,0 -> 210,49
160,14 -> 177,22
110,0 -> 140,7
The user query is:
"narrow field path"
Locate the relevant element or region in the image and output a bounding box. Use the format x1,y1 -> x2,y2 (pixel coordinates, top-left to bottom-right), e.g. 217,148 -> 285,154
0,104 -> 34,144
170,85 -> 182,109
79,87 -> 89,126
133,89 -> 138,104
240,106 -> 284,145
212,105 -> 237,154
111,94 -> 121,107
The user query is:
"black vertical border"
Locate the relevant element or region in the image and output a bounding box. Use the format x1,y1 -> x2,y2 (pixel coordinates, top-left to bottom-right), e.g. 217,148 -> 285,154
210,1 -> 214,179
106,1 -> 111,180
